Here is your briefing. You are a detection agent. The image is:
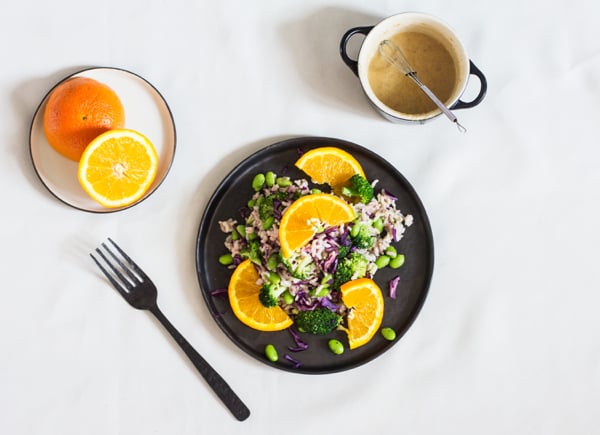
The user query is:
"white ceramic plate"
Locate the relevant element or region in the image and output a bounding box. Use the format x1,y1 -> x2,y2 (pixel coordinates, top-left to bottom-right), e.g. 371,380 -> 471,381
29,67 -> 176,213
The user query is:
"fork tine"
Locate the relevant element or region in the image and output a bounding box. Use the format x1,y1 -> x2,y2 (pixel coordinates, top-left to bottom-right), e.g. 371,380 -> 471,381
102,241 -> 140,284
90,252 -> 130,299
94,247 -> 135,291
107,237 -> 149,280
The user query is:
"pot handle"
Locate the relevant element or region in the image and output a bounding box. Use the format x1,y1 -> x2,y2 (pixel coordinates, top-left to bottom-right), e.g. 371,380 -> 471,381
451,61 -> 487,110
339,26 -> 374,76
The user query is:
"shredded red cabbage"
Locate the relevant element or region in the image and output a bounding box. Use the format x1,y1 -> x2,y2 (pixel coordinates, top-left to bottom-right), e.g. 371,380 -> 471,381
319,297 -> 340,312
284,354 -> 302,368
389,276 -> 400,299
210,288 -> 228,297
322,251 -> 338,274
288,327 -> 309,352
382,189 -> 398,201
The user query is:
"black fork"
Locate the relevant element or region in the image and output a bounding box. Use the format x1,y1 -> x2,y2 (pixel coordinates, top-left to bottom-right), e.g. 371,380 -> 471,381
90,238 -> 250,421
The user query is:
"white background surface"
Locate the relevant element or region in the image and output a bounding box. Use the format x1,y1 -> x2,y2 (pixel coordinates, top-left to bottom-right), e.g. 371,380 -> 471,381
1,1 -> 599,434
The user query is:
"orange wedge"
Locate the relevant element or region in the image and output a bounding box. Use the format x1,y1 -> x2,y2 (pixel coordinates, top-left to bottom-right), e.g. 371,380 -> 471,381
340,278 -> 384,349
295,146 -> 365,188
279,193 -> 356,258
228,259 -> 293,331
78,129 -> 158,208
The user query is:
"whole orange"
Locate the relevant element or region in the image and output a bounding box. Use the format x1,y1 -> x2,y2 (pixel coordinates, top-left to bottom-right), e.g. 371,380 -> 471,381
43,77 -> 125,161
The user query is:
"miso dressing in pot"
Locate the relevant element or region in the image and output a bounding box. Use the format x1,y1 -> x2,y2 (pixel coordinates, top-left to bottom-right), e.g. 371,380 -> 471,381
368,31 -> 457,115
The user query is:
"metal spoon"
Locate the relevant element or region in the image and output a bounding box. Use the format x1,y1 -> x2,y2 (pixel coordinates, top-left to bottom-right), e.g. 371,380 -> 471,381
378,39 -> 466,132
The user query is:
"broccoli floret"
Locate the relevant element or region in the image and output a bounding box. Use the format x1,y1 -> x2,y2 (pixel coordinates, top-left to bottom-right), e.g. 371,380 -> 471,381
295,308 -> 342,335
258,196 -> 274,221
333,252 -> 369,288
280,250 -> 316,279
341,174 -> 374,204
349,222 -> 374,249
337,245 -> 350,259
259,281 -> 288,307
241,239 -> 262,265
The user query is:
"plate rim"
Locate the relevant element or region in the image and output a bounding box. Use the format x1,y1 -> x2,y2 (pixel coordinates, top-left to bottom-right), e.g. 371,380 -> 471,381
28,66 -> 177,213
195,136 -> 434,374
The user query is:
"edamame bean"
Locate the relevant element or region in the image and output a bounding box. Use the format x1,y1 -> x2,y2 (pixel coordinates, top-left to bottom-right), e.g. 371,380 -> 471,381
276,177 -> 292,187
236,225 -> 246,238
375,255 -> 390,269
311,188 -> 322,194
381,327 -> 397,341
265,344 -> 278,362
328,339 -> 344,355
247,199 -> 256,208
230,230 -> 239,241
385,246 -> 397,258
350,223 -> 360,237
265,171 -> 276,187
267,272 -> 281,285
218,253 -> 233,266
246,231 -> 257,241
282,290 -> 294,305
266,254 -> 279,271
372,218 -> 384,233
252,173 -> 266,191
389,254 -> 405,269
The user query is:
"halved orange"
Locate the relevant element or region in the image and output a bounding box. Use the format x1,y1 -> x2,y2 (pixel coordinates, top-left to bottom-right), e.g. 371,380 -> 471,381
77,129 -> 158,208
340,278 -> 384,349
295,146 -> 365,188
279,193 -> 356,258
228,259 -> 293,331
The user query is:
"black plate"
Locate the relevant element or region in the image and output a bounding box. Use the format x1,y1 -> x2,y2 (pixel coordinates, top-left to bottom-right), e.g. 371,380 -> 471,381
195,137 -> 433,374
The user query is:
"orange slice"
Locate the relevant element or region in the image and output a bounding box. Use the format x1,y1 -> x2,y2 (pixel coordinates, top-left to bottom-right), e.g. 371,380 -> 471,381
340,278 -> 384,349
228,259 -> 293,331
279,193 -> 356,258
295,146 -> 365,188
77,129 -> 158,208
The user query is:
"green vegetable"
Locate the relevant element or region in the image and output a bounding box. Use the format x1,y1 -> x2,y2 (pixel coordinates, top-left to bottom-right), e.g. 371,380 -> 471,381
372,217 -> 384,233
236,224 -> 246,239
333,252 -> 369,288
389,254 -> 405,269
241,239 -> 262,265
349,222 -> 375,249
295,308 -> 342,335
341,174 -> 374,204
282,290 -> 295,305
375,255 -> 390,269
280,250 -> 316,280
265,171 -> 276,187
267,272 -> 281,285
311,274 -> 333,298
276,177 -> 292,187
328,339 -> 344,355
258,281 -> 288,307
384,246 -> 397,258
266,253 -> 279,271
252,173 -> 266,191
381,327 -> 397,341
265,344 -> 278,362
218,253 -> 233,266
262,215 -> 275,230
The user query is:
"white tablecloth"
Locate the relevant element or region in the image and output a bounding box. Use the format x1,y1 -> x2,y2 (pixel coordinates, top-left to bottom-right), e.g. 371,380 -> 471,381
2,1 -> 599,434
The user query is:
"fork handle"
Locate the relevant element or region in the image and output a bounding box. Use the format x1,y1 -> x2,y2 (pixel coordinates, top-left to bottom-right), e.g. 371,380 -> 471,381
149,305 -> 251,421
